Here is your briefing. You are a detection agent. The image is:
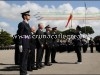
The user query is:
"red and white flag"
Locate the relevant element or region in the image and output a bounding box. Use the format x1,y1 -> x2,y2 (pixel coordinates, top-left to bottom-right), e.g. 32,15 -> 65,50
65,13 -> 73,27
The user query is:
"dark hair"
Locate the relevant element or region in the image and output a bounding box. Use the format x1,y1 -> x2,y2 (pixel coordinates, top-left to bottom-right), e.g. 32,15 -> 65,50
22,14 -> 24,19
38,23 -> 43,27
22,14 -> 26,19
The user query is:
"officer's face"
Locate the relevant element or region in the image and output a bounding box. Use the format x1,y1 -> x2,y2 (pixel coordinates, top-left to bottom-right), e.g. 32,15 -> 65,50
46,28 -> 51,31
49,28 -> 52,31
31,27 -> 36,32
31,29 -> 35,33
26,15 -> 30,20
54,29 -> 57,32
40,24 -> 44,29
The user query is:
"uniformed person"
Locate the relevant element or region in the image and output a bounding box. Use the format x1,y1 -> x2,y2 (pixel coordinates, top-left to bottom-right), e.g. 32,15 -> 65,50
17,10 -> 31,75
51,27 -> 58,63
89,37 -> 94,53
98,38 -> 100,52
82,38 -> 88,53
95,38 -> 100,52
36,23 -> 44,69
27,26 -> 37,71
66,38 -> 74,53
72,25 -> 82,64
44,25 -> 52,66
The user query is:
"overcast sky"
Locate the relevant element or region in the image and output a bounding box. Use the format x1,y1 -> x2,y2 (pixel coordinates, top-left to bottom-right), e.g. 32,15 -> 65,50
0,1 -> 100,38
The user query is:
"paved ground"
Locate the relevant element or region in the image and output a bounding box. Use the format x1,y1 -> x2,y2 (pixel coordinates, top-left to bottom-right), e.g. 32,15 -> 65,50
0,49 -> 100,75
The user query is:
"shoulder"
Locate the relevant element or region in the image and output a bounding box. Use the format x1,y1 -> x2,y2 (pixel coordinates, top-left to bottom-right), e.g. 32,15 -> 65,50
18,21 -> 24,25
36,29 -> 39,32
36,29 -> 39,34
18,22 -> 25,28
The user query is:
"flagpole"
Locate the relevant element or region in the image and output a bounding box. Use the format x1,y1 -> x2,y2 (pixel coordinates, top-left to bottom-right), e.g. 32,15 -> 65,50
69,16 -> 72,29
71,10 -> 73,29
84,2 -> 87,35
85,7 -> 86,34
69,15 -> 72,30
70,16 -> 72,31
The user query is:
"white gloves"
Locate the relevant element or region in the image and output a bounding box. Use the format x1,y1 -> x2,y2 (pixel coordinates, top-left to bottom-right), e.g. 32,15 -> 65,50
19,45 -> 23,52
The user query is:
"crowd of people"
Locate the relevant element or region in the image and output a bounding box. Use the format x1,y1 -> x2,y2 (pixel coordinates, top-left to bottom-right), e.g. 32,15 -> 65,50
13,10 -> 100,75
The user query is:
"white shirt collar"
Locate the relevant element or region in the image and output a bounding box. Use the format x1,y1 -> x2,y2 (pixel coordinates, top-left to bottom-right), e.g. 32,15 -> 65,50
24,20 -> 29,24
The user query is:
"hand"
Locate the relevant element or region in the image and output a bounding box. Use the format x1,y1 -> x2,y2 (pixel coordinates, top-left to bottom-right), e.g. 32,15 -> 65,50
41,44 -> 44,48
19,45 -> 23,52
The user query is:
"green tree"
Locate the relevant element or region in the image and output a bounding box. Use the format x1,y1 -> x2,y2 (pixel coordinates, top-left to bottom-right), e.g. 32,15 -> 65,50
56,30 -> 62,34
62,28 -> 76,35
81,26 -> 94,35
0,29 -> 13,46
94,35 -> 100,42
